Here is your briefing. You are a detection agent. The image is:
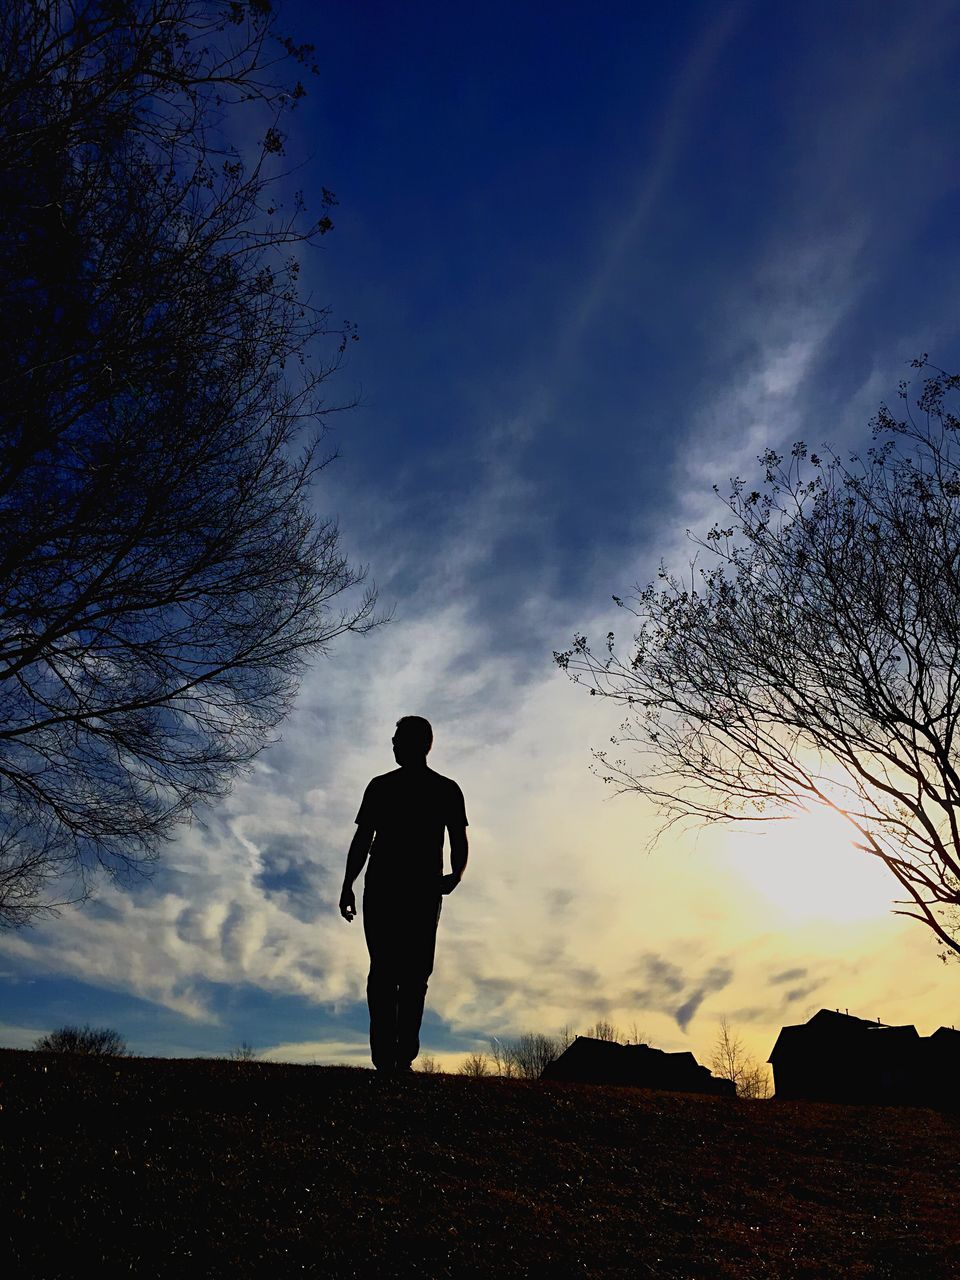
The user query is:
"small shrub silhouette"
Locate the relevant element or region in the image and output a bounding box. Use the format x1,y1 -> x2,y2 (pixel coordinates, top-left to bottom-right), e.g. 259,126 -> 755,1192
34,1024 -> 128,1056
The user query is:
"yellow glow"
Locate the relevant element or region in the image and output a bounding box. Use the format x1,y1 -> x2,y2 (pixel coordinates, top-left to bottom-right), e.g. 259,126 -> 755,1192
723,805 -> 897,924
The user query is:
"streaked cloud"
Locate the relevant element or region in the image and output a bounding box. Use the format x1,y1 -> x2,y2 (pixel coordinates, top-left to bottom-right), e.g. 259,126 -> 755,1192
769,968 -> 807,987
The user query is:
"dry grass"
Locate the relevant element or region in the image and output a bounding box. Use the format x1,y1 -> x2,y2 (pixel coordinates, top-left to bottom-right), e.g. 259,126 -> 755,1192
2,1047 -> 959,1277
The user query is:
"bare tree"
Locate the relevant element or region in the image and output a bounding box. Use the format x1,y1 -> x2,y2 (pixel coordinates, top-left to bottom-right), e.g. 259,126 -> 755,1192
710,1017 -> 771,1099
584,1019 -> 622,1042
417,1054 -> 439,1074
488,1037 -> 516,1078
458,1051 -> 491,1078
0,2 -> 378,926
34,1024 -> 128,1056
228,1041 -> 258,1063
489,1032 -> 563,1079
558,363 -> 960,958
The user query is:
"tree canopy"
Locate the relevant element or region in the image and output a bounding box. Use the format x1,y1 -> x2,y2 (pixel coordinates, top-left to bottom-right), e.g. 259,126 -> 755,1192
558,362 -> 960,957
0,1 -> 376,926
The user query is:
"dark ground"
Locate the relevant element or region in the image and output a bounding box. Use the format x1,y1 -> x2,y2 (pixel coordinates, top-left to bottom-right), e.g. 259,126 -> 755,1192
2,1048 -> 959,1278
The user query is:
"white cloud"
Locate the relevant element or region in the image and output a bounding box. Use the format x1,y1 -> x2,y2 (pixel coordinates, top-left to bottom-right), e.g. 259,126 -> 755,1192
262,1035 -> 371,1067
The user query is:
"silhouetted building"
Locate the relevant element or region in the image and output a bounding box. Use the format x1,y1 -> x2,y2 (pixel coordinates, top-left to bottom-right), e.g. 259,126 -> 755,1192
541,1036 -> 735,1097
768,1009 -> 960,1107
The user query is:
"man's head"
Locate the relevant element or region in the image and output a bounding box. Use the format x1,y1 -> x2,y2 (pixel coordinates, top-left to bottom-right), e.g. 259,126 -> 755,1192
392,715 -> 433,766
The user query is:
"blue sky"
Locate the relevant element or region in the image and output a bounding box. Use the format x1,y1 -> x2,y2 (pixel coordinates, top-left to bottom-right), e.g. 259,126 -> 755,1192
4,0 -> 960,1068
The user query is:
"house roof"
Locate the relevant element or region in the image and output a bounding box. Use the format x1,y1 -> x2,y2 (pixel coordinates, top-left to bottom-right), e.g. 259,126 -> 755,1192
543,1036 -> 733,1094
768,1009 -> 921,1062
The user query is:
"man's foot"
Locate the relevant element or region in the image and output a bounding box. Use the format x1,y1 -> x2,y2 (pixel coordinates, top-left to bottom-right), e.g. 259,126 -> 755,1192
373,1061 -> 412,1077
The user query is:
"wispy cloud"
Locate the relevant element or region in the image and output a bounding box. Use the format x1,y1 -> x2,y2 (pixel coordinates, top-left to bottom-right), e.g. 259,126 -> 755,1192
556,3 -> 746,368
769,968 -> 807,987
632,954 -> 735,1032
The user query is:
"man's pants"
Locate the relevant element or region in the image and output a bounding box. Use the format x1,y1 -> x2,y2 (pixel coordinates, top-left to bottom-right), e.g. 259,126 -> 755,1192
362,887 -> 442,1071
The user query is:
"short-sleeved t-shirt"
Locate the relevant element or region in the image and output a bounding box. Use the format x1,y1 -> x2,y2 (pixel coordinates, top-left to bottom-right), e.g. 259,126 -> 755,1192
356,766 -> 468,891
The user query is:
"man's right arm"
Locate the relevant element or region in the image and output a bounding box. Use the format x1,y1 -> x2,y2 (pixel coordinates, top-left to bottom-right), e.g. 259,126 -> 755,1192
340,825 -> 374,921
441,825 -> 468,895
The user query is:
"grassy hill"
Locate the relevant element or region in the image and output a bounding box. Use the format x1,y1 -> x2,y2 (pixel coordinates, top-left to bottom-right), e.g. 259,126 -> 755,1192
2,1047 -> 958,1277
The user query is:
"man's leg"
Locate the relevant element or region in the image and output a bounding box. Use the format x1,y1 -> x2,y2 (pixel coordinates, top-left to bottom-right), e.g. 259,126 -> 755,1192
396,894 -> 442,1069
363,891 -> 400,1071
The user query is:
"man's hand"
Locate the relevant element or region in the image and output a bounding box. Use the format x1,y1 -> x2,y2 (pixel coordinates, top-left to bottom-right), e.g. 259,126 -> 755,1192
339,885 -> 357,921
340,825 -> 373,920
440,873 -> 461,896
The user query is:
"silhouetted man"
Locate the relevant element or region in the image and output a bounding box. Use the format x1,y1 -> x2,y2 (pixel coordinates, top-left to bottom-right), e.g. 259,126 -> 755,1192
339,716 -> 469,1073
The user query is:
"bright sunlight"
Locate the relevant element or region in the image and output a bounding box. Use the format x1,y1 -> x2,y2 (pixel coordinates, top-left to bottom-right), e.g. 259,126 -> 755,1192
723,805 -> 898,925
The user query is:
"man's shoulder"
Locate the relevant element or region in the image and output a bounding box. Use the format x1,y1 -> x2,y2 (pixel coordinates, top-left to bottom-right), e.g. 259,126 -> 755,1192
359,771 -> 399,804
367,769 -> 402,786
428,770 -> 467,822
426,768 -> 463,793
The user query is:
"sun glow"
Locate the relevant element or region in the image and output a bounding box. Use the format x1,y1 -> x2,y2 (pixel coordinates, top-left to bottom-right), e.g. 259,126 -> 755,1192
722,805 -> 898,925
